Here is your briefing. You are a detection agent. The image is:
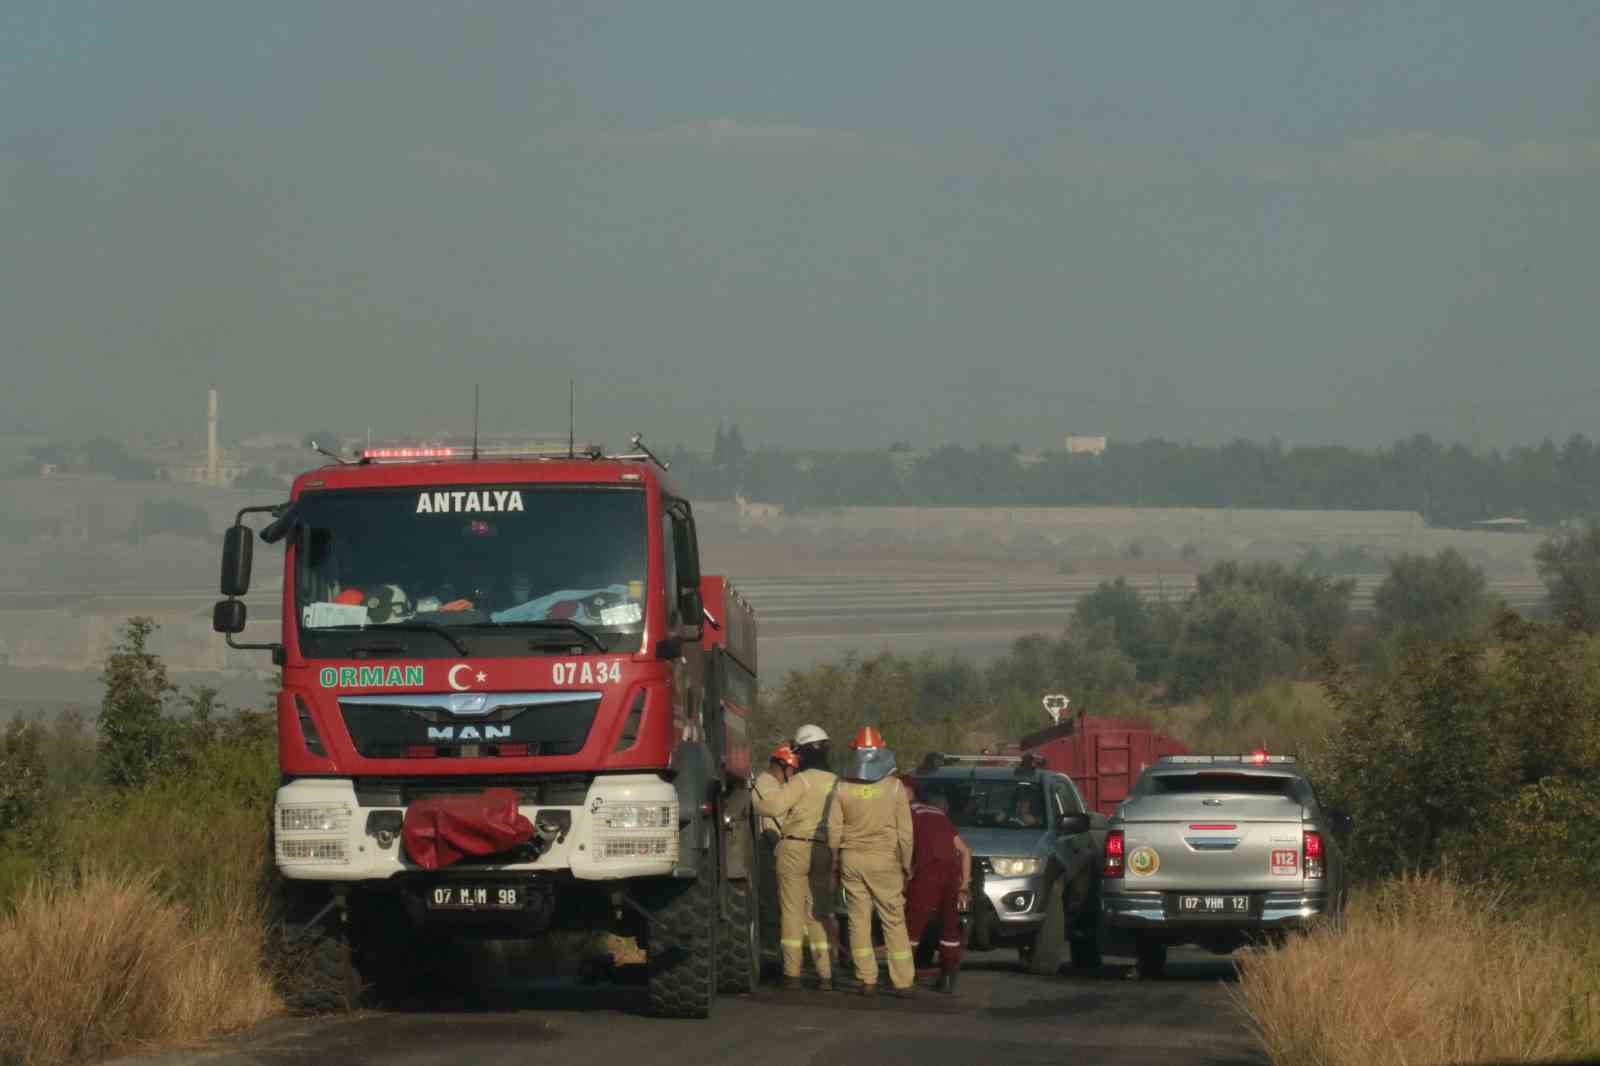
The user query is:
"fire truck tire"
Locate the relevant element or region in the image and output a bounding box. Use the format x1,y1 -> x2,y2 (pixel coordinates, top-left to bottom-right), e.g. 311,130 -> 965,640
644,852 -> 719,1017
275,889 -> 366,1012
717,815 -> 760,995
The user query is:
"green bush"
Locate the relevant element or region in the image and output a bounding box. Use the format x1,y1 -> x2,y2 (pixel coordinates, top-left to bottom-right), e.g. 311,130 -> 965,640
1373,548 -> 1494,645
1318,614 -> 1600,884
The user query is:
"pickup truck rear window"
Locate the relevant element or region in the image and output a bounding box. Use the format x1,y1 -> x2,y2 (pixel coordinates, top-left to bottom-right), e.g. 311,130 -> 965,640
1145,773 -> 1297,797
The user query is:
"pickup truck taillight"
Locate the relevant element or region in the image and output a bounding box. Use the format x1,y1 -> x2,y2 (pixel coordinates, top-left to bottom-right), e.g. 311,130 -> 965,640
1103,829 -> 1125,879
1303,830 -> 1325,879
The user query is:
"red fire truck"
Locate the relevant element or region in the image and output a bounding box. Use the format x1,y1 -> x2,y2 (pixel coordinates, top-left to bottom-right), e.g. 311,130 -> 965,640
212,438 -> 759,1017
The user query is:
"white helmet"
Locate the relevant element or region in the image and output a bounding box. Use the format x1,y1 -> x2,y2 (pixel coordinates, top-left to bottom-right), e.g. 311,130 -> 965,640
793,724 -> 829,747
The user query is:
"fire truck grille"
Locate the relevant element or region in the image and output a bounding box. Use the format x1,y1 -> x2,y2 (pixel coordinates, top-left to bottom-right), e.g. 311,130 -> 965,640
339,695 -> 600,760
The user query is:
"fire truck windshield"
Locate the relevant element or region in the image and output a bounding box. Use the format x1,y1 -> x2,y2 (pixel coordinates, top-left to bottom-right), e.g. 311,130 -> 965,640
293,485 -> 649,658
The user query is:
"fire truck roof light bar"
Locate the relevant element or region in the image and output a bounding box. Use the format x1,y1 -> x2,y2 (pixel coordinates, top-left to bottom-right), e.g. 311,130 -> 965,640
352,437 -> 668,469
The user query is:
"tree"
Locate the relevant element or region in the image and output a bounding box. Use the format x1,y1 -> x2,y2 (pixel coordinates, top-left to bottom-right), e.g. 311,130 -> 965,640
1194,561 -> 1354,659
1535,521 -> 1600,633
1167,585 -> 1301,699
81,437 -> 156,480
1073,578 -> 1162,679
1372,548 -> 1492,645
98,617 -> 178,788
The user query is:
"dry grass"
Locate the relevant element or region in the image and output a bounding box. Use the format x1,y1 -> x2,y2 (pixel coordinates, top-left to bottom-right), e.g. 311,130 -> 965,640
0,870 -> 279,1066
1235,873 -> 1600,1066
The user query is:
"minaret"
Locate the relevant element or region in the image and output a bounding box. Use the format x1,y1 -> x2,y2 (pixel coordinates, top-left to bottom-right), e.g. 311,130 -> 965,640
207,386 -> 219,486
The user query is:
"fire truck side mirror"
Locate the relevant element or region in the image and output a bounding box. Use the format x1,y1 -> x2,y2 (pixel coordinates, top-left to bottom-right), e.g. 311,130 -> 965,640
220,524 -> 254,597
213,598 -> 247,635
678,585 -> 704,639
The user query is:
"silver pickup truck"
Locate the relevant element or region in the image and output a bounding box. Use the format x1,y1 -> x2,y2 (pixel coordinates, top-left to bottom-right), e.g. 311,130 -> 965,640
1100,753 -> 1350,978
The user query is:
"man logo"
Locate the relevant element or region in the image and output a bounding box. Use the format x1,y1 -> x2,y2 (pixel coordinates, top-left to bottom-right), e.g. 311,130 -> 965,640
426,725 -> 510,741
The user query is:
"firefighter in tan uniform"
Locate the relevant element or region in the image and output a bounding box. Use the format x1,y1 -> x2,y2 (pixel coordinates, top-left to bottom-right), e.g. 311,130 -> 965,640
751,744 -> 798,958
752,724 -> 837,990
753,744 -> 798,843
827,726 -> 916,997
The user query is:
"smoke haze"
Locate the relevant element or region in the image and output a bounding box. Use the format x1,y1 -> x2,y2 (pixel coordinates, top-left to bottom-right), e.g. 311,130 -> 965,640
3,1 -> 1598,450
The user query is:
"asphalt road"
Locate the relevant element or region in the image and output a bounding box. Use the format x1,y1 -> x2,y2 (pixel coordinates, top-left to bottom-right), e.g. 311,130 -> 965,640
115,951 -> 1262,1066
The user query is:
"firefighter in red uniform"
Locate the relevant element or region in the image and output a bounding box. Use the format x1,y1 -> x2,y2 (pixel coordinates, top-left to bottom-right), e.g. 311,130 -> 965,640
900,774 -> 972,993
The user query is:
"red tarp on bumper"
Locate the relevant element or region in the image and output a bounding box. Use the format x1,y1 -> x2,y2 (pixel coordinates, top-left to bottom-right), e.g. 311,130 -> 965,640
401,788 -> 536,871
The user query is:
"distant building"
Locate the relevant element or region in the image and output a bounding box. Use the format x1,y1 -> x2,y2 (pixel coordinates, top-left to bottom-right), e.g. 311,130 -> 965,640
1065,434 -> 1108,456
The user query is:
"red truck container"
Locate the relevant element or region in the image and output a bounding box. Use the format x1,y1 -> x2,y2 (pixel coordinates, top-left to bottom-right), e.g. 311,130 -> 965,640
1019,713 -> 1189,817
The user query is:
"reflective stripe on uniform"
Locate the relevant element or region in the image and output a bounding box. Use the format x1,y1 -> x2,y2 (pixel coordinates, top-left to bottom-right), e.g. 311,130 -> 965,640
939,939 -> 962,947
852,947 -> 875,957
886,950 -> 914,961
780,939 -> 803,947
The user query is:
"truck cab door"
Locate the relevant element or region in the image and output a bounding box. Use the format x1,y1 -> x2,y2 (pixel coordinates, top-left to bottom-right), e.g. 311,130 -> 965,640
660,503 -> 706,743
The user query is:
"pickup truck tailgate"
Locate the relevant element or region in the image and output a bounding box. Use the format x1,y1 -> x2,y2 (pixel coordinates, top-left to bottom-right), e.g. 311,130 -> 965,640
1118,790 -> 1308,892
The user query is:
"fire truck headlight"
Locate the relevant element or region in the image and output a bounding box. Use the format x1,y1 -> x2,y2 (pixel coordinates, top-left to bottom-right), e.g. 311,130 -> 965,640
279,804 -> 351,834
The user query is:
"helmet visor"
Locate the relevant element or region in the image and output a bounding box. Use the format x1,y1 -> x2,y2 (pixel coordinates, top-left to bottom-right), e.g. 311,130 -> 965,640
846,746 -> 897,782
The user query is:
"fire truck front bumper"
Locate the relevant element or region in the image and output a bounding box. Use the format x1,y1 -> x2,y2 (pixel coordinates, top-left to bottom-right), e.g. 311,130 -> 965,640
273,775 -> 681,882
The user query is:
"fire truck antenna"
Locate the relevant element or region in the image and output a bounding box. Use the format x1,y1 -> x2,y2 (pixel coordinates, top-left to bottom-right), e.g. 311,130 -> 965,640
472,384 -> 481,460
568,377 -> 575,459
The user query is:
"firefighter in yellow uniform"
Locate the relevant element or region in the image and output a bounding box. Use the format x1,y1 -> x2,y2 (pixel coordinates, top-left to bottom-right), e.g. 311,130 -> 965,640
752,724 -> 837,990
827,726 -> 916,997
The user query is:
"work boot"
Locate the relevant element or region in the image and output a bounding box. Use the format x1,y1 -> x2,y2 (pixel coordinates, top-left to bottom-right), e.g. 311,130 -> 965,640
937,971 -> 959,994
887,985 -> 915,999
782,975 -> 803,991
858,983 -> 877,997
816,976 -> 833,992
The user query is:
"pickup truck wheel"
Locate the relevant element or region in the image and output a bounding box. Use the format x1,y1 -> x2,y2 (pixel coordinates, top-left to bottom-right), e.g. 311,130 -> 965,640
1135,938 -> 1167,979
1068,882 -> 1103,970
1025,872 -> 1067,976
643,855 -> 719,1017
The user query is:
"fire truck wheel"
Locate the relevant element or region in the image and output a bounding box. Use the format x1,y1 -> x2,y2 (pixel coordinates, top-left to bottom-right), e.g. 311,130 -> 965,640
716,824 -> 760,994
643,853 -> 719,1017
275,888 -> 367,1012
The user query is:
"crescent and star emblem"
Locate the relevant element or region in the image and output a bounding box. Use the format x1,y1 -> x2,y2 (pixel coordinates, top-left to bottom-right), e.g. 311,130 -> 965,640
447,664 -> 488,691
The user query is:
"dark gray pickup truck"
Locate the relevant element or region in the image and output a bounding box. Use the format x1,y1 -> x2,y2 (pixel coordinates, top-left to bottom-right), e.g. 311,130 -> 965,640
913,753 -> 1105,974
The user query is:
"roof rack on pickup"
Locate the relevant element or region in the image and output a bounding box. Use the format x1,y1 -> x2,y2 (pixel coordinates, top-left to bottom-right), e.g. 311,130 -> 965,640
1158,753 -> 1297,765
917,752 -> 1044,776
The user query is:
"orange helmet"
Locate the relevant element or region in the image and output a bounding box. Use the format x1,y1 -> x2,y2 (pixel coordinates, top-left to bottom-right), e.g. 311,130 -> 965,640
769,744 -> 799,770
851,725 -> 886,749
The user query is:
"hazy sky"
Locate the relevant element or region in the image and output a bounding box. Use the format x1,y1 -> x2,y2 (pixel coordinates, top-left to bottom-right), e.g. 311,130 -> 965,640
3,2 -> 1598,451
